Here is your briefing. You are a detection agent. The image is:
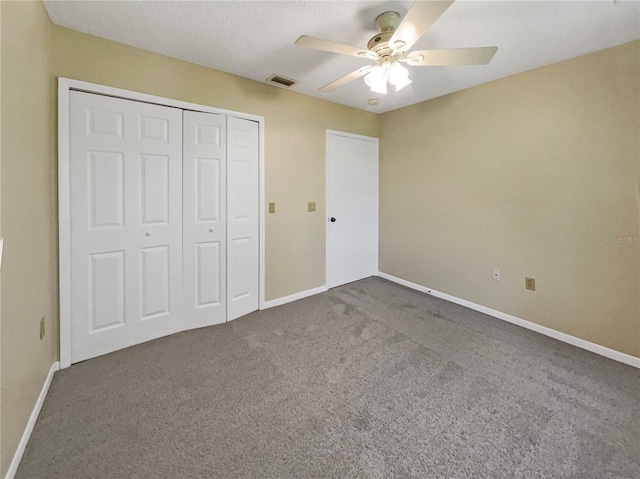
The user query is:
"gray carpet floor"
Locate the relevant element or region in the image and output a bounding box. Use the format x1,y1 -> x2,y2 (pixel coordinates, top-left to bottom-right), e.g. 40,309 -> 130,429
17,277 -> 640,479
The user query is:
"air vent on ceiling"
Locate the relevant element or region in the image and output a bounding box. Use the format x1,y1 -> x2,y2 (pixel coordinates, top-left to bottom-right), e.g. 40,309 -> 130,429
266,74 -> 298,88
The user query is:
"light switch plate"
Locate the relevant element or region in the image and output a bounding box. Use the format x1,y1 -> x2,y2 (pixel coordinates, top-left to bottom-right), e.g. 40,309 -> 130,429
268,202 -> 275,214
525,277 -> 536,291
308,202 -> 316,212
0,238 -> 3,272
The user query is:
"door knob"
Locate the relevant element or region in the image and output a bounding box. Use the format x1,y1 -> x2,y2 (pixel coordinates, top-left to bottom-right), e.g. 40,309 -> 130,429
145,231 -> 152,236
209,228 -> 215,233
330,217 -> 336,223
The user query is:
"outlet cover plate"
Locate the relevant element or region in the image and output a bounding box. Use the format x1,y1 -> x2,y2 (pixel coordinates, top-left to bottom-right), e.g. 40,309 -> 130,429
492,268 -> 501,281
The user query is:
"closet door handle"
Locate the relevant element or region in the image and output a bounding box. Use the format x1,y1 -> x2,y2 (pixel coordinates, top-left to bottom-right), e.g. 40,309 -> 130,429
209,228 -> 215,233
330,217 -> 336,223
145,231 -> 152,237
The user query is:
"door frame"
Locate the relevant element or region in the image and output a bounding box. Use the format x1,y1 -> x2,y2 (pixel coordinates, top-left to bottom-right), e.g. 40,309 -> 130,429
325,129 -> 379,288
58,77 -> 266,369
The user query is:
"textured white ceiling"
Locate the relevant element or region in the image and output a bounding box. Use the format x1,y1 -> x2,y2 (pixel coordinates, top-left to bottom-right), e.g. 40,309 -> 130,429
44,1 -> 640,113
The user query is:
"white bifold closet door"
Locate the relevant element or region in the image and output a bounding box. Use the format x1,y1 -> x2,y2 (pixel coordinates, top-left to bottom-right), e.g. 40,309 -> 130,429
69,91 -> 184,363
69,92 -> 259,363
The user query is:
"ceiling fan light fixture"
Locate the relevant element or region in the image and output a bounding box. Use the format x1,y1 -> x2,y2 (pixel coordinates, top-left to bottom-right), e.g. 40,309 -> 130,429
369,79 -> 388,95
388,62 -> 409,86
364,66 -> 388,94
394,76 -> 412,92
364,66 -> 384,85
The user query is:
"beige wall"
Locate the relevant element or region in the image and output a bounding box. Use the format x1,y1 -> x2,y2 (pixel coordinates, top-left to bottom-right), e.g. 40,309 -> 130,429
52,26 -> 378,301
0,1 -> 57,475
379,41 -> 640,357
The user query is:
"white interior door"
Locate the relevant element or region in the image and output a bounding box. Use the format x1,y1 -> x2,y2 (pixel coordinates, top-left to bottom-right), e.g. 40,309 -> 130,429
227,117 -> 259,320
183,111 -> 227,328
69,91 -> 183,363
326,131 -> 379,288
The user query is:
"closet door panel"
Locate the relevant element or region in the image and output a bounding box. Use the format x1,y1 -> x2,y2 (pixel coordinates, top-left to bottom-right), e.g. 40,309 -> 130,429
227,117 -> 259,321
183,111 -> 227,328
70,91 -> 183,363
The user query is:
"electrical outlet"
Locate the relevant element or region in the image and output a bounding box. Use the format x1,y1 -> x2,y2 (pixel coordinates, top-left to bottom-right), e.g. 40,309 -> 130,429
40,317 -> 45,340
268,202 -> 275,214
492,268 -> 501,281
525,277 -> 536,291
308,202 -> 316,212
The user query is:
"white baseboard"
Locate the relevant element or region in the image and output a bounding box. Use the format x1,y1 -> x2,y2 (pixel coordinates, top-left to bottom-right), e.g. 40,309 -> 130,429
262,285 -> 328,309
5,361 -> 60,479
377,272 -> 640,369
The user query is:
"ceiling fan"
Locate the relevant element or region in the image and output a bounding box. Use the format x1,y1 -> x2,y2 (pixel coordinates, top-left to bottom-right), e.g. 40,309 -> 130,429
295,1 -> 498,94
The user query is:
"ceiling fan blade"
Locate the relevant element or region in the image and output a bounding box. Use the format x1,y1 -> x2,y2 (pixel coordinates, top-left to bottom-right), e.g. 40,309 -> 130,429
403,47 -> 498,66
295,35 -> 377,60
390,1 -> 455,51
319,66 -> 373,92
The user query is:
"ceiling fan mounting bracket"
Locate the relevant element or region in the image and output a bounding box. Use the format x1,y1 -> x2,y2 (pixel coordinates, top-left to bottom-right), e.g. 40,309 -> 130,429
375,11 -> 401,33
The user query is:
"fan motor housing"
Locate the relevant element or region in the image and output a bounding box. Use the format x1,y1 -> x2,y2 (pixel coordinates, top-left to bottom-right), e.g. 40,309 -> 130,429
368,11 -> 401,55
367,31 -> 394,54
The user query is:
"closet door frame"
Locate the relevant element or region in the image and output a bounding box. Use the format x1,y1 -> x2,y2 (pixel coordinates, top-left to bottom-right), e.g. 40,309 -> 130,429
58,78 -> 266,369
